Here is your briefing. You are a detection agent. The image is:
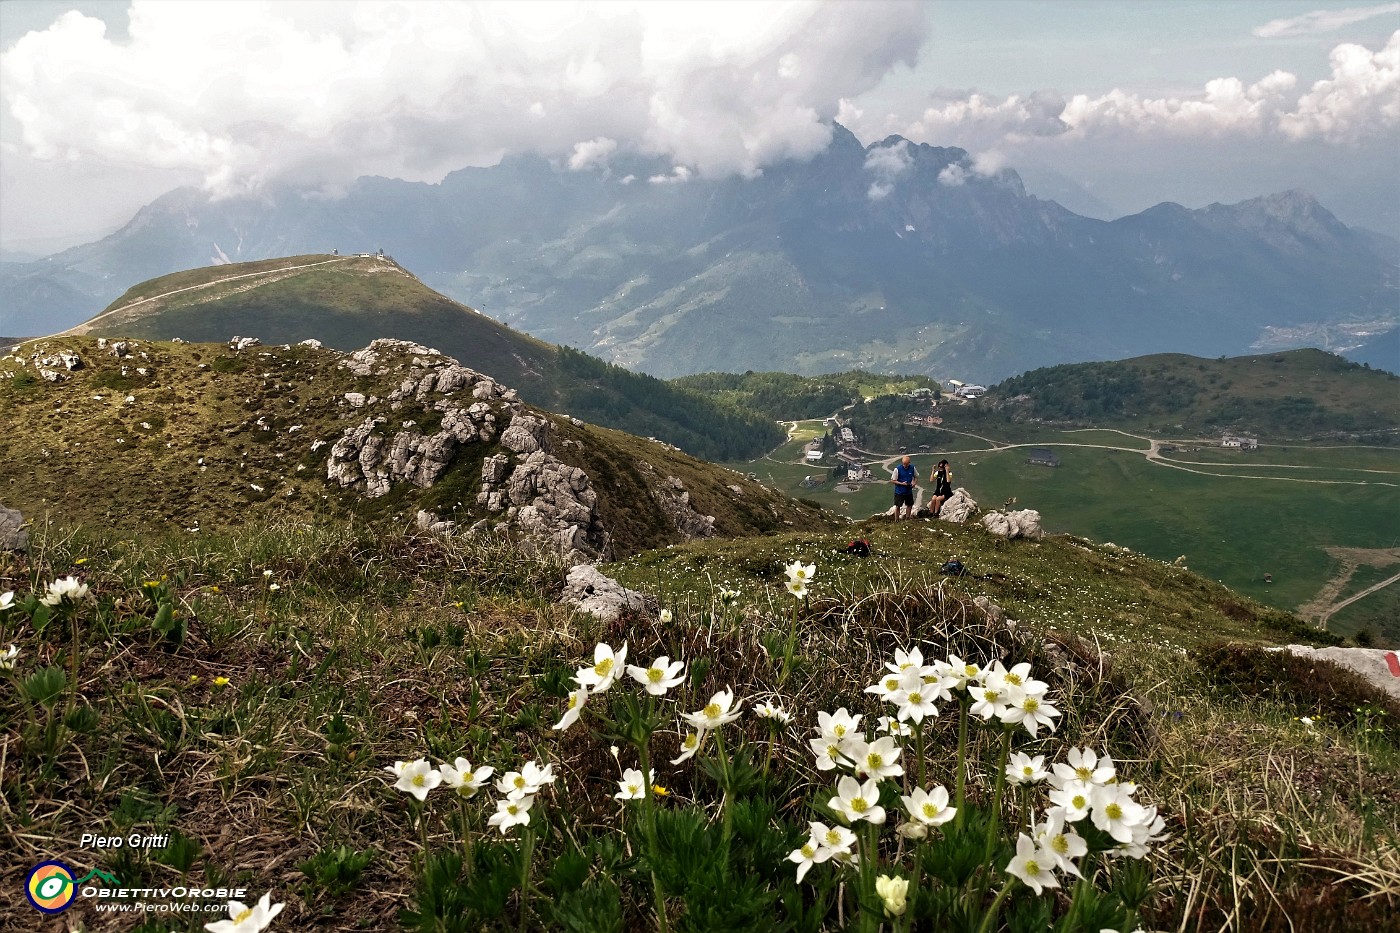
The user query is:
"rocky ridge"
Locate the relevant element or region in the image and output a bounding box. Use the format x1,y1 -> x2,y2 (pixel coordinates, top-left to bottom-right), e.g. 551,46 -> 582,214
322,339 -> 607,562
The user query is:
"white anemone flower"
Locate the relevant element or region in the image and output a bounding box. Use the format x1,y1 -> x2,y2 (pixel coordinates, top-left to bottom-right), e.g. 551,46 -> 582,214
943,654 -> 982,690
995,661 -> 1048,698
1090,784 -> 1149,843
40,576 -> 90,606
1033,808 -> 1088,875
1005,833 -> 1060,896
659,609 -> 673,624
387,759 -> 441,801
998,693 -> 1061,738
753,702 -> 792,724
864,671 -> 905,701
1006,752 -> 1049,785
812,821 -> 857,857
627,655 -> 686,696
0,591 -> 14,611
810,735 -> 853,771
203,892 -> 284,933
672,731 -> 704,764
552,686 -> 588,731
829,775 -> 886,825
683,687 -> 742,732
1051,747 -> 1117,788
816,708 -> 863,746
614,768 -> 654,800
885,647 -> 926,675
785,560 -> 816,583
875,874 -> 909,917
488,794 -> 535,834
894,672 -> 941,723
785,580 -> 809,599
1113,806 -> 1168,859
788,828 -> 832,883
967,684 -> 1013,721
574,642 -> 627,693
850,736 -> 904,780
876,715 -> 914,737
1048,781 -> 1095,822
901,786 -> 956,828
0,644 -> 18,671
497,760 -> 556,798
438,758 -> 494,799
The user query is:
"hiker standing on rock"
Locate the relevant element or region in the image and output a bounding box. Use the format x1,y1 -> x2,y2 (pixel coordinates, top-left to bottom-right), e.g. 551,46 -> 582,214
931,459 -> 954,517
892,455 -> 918,520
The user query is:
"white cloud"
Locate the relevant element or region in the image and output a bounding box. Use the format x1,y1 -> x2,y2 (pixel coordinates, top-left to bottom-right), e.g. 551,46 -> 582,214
0,0 -> 926,197
568,137 -> 618,171
1280,31 -> 1400,141
869,32 -> 1396,148
648,165 -> 692,185
1254,3 -> 1400,39
936,163 -> 965,186
970,150 -> 1007,176
864,137 -> 911,199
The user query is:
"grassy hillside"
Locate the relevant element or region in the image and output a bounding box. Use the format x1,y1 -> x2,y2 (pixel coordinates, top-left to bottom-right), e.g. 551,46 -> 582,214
72,256 -> 783,461
953,349 -> 1399,441
2,515 -> 1394,932
673,370 -> 940,420
0,335 -> 830,557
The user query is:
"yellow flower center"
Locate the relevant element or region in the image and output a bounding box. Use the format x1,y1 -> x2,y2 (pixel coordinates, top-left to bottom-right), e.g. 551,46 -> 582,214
1105,803 -> 1123,820
1072,794 -> 1087,809
908,691 -> 923,704
885,678 -> 899,691
985,689 -> 1000,702
683,735 -> 698,749
827,744 -> 842,759
824,829 -> 842,845
964,665 -> 978,677
1051,835 -> 1069,854
801,843 -> 816,858
834,725 -> 847,737
513,775 -> 527,789
595,658 -> 613,676
703,703 -> 721,718
507,804 -> 520,815
921,802 -> 938,819
868,753 -> 884,768
411,774 -> 425,787
1006,672 -> 1023,685
627,784 -> 639,794
648,667 -> 664,682
850,798 -> 869,813
1025,859 -> 1042,876
567,694 -> 579,710
1021,766 -> 1034,776
234,908 -> 253,923
1076,766 -> 1092,779
1023,698 -> 1039,712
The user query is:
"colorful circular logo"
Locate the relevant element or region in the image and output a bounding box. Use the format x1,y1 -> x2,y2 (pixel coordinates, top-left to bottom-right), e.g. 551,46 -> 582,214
26,861 -> 77,914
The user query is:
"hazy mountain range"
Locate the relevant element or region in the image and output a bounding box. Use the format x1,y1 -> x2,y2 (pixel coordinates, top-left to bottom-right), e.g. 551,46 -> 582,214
3,124 -> 1395,382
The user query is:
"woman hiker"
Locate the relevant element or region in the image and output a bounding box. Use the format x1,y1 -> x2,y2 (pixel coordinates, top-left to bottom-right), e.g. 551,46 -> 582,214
931,459 -> 953,517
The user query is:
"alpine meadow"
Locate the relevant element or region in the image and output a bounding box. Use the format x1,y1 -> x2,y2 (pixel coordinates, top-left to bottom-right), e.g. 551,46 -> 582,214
2,3 -> 1399,933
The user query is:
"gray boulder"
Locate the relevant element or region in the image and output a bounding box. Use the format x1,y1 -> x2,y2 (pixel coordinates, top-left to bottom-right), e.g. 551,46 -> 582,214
0,504 -> 28,552
561,565 -> 658,621
981,508 -> 1043,540
937,488 -> 978,524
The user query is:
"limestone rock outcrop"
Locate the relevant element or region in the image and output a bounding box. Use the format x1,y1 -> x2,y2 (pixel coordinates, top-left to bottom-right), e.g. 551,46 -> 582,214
328,339 -> 603,562
1275,645 -> 1400,701
980,508 -> 1044,540
936,488 -> 978,524
560,564 -> 658,621
0,504 -> 28,552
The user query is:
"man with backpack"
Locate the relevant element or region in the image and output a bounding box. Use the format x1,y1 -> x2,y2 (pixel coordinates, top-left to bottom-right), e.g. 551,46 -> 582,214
892,455 -> 918,520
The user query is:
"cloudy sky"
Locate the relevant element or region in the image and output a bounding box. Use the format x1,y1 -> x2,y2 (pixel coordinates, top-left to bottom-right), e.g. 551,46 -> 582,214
1,0 -> 1397,252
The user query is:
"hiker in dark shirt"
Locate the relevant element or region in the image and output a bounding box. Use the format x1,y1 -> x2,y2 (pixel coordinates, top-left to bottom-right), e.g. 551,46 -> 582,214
892,455 -> 918,520
931,459 -> 954,517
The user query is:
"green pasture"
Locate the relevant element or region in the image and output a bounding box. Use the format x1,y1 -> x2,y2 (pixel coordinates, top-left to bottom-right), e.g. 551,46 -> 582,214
958,445 -> 1400,619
